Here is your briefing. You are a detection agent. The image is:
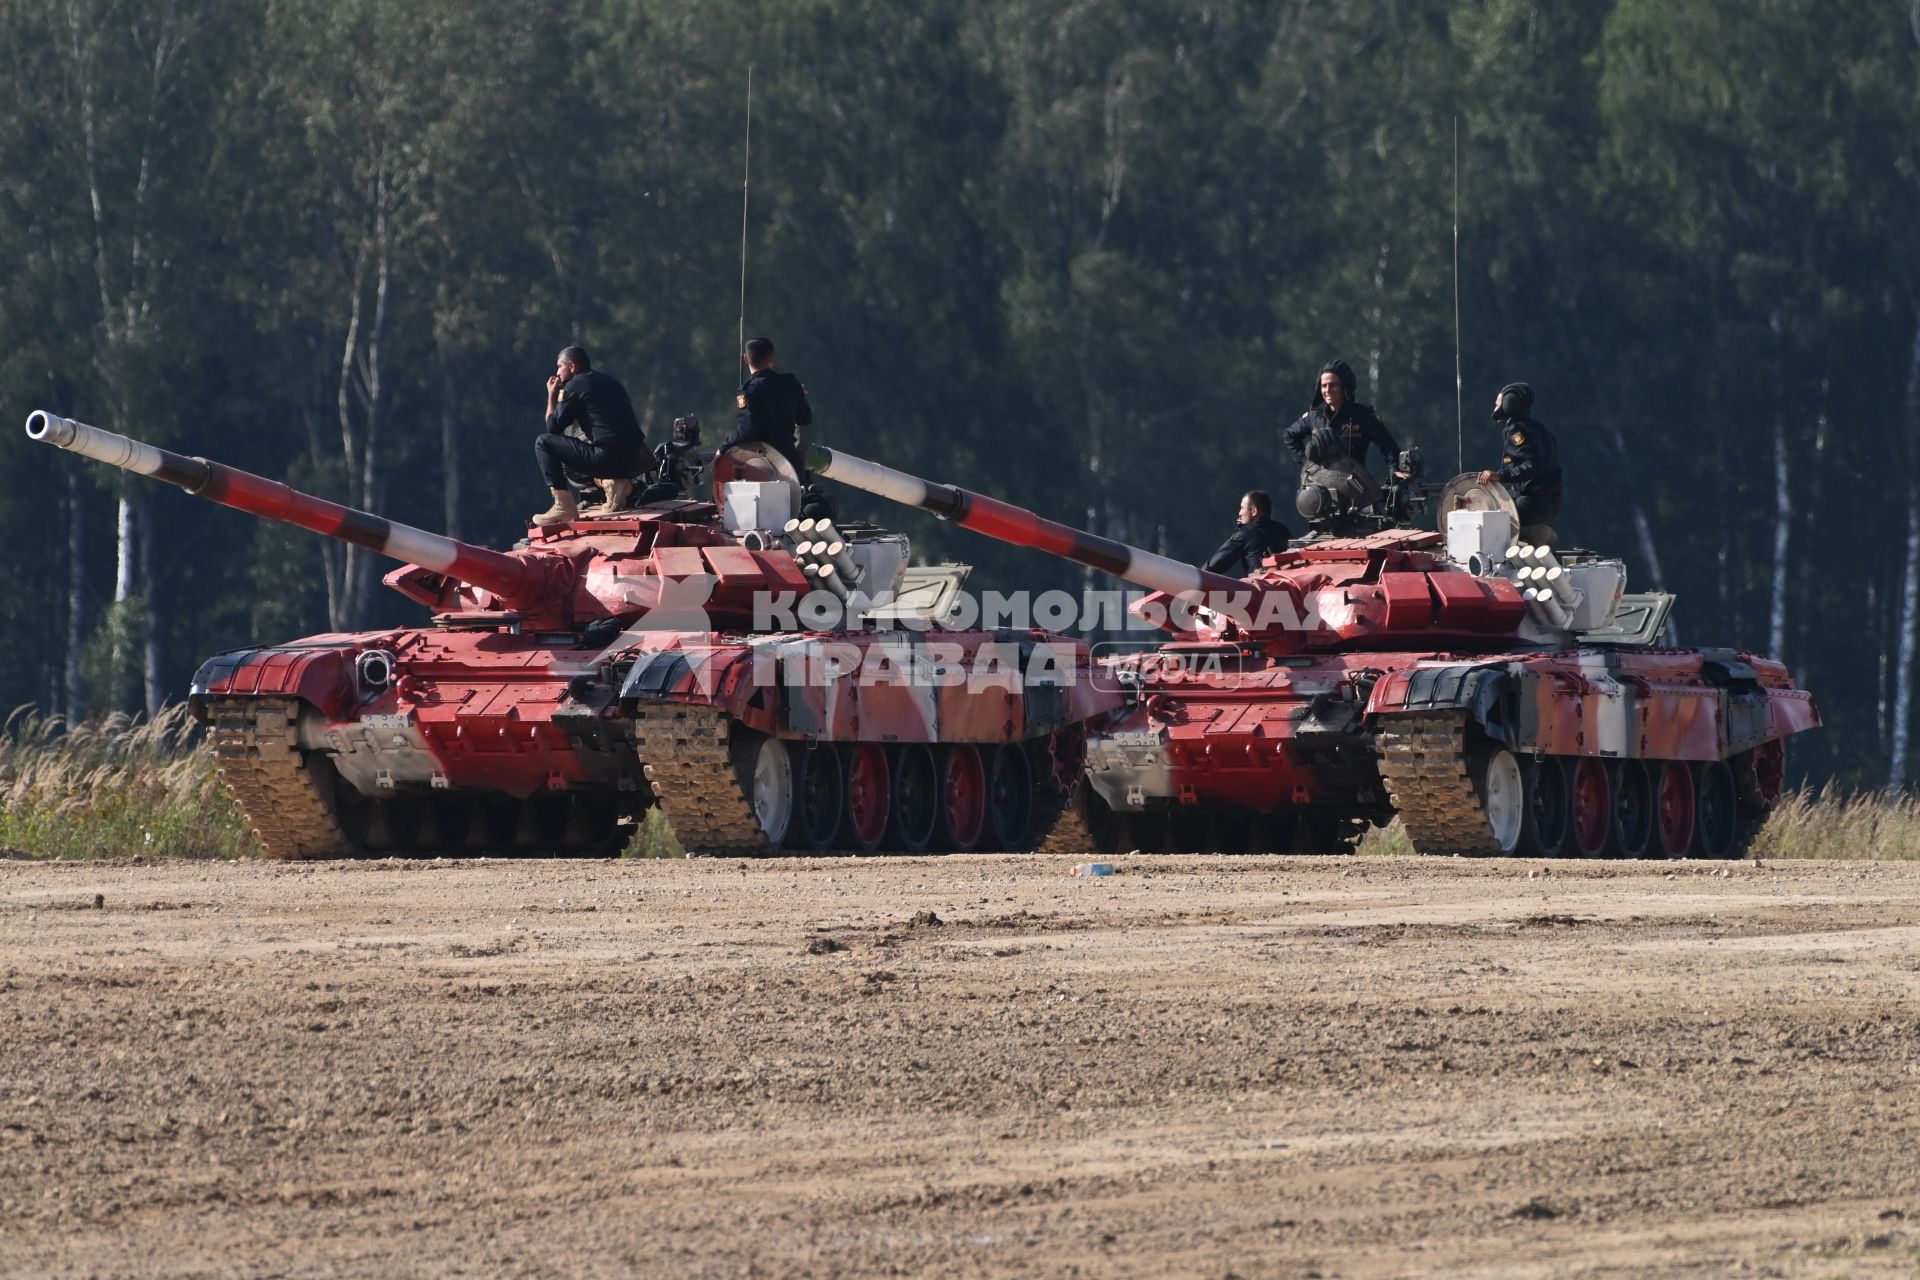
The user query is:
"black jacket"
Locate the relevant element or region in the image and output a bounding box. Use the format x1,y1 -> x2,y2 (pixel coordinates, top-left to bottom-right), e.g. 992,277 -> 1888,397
547,369 -> 643,456
725,368 -> 812,470
1283,361 -> 1399,474
1495,415 -> 1563,514
1204,516 -> 1293,577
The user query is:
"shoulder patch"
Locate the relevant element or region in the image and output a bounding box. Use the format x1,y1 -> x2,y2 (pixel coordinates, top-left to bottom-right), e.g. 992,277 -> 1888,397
1509,430 -> 1525,446
736,394 -> 748,409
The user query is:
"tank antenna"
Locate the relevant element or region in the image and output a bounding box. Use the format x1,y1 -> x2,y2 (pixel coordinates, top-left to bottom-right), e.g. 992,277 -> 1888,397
737,65 -> 754,383
1452,114 -> 1463,473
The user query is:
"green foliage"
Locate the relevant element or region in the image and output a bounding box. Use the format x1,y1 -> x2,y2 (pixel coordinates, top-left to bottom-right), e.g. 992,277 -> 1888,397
0,0 -> 1916,791
0,705 -> 254,859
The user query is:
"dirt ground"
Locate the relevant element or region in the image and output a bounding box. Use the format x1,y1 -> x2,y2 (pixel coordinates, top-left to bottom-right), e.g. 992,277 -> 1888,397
3,854 -> 1919,1279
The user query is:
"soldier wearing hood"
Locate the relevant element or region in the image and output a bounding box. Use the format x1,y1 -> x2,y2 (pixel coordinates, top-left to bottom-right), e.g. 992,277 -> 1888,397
1476,381 -> 1563,545
1284,360 -> 1401,519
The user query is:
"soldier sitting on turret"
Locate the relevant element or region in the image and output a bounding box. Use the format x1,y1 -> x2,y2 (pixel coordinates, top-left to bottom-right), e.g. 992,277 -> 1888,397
1204,490 -> 1293,577
534,345 -> 645,526
1285,360 -> 1403,522
1475,381 -> 1563,546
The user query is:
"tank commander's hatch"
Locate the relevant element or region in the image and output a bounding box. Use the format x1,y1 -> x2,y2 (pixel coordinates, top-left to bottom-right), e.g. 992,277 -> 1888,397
1578,592 -> 1676,646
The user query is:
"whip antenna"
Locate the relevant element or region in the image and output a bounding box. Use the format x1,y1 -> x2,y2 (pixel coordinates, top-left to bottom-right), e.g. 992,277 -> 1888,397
1453,115 -> 1463,473
737,66 -> 753,380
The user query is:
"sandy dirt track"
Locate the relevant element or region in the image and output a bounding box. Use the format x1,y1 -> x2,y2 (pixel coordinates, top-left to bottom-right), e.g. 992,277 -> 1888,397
3,854 -> 1919,1279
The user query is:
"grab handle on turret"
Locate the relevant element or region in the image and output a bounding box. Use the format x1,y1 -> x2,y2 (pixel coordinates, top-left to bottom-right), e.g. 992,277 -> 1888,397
805,443 -> 1251,601
25,411 -> 537,605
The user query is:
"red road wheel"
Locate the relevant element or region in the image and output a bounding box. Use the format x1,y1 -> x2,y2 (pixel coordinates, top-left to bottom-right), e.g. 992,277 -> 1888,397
1654,759 -> 1695,857
840,743 -> 891,852
936,745 -> 987,851
1569,758 -> 1612,857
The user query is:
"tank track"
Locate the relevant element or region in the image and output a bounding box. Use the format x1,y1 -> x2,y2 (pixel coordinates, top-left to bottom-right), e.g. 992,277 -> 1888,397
206,696 -> 353,859
1374,710 -> 1504,856
631,706 -> 771,856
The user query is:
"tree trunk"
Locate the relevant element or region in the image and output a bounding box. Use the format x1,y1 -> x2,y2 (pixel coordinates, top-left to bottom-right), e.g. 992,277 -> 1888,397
140,498 -> 162,716
1887,307 -> 1920,791
64,470 -> 85,723
438,346 -> 462,540
111,494 -> 136,712
1767,310 -> 1790,660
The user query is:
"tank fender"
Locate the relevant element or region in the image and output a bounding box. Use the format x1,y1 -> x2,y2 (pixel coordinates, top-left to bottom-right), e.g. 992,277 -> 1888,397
1369,663 -> 1512,743
187,646 -> 356,722
1699,651 -> 1777,756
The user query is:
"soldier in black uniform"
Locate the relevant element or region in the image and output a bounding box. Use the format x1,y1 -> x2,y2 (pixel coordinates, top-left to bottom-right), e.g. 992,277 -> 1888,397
1284,360 -> 1402,519
724,336 -> 812,478
534,346 -> 645,526
1203,490 -> 1293,577
1475,381 -> 1563,545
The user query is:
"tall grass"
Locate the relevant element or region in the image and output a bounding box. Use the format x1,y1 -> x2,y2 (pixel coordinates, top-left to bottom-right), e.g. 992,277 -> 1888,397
1745,787 -> 1920,860
0,704 -> 253,859
3,709 -> 1916,861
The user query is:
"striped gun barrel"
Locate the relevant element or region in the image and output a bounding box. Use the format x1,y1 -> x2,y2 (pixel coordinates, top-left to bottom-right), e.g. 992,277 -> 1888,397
806,444 -> 1249,600
26,411 -> 535,604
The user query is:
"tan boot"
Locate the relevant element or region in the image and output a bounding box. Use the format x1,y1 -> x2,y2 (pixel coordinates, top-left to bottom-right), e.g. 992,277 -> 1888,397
531,488 -> 578,527
594,477 -> 634,513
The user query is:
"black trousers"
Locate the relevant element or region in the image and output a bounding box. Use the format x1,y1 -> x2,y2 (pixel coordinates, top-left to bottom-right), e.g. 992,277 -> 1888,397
536,433 -> 642,489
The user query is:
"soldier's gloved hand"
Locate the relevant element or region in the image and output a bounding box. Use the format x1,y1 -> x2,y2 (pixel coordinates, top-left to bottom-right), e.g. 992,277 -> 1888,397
1307,424 -> 1337,463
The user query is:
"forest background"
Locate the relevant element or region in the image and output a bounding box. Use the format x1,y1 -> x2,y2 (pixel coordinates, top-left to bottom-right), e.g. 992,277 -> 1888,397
0,0 -> 1916,791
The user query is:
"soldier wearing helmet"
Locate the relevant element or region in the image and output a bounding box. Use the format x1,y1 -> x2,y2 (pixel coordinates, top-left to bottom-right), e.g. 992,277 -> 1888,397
1284,360 -> 1401,521
1476,382 -> 1563,546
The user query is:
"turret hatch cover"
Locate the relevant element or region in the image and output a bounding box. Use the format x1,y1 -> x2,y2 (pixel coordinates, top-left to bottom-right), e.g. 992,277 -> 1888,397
862,564 -> 973,623
1434,473 -> 1520,526
1579,592 -> 1676,646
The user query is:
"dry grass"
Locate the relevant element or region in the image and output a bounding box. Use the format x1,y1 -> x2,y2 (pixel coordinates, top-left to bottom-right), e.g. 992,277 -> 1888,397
3,711 -> 1914,862
1746,787 -> 1920,860
0,704 -> 253,859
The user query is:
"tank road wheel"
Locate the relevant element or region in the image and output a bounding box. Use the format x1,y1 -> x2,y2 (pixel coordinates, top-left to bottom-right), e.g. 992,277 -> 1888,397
1610,760 -> 1657,859
1519,756 -> 1572,857
1568,758 -> 1613,858
1471,744 -> 1527,855
984,743 -> 1034,851
788,744 -> 844,851
515,793 -> 572,855
841,743 -> 892,853
730,732 -> 795,849
1654,760 -> 1696,858
888,744 -> 940,854
936,745 -> 988,852
1691,761 -> 1740,859
563,794 -> 624,854
1728,740 -> 1785,856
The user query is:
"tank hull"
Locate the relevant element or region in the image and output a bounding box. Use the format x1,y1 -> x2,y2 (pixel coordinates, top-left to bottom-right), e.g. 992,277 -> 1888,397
1072,642 -> 1818,858
193,623 -> 1121,858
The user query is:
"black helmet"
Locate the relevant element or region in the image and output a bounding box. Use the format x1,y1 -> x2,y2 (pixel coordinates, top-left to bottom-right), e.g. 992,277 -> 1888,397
1492,382 -> 1535,422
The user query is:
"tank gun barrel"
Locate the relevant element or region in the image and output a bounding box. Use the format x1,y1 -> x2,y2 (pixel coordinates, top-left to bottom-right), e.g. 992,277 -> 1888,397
26,411 -> 536,604
805,444 -> 1250,600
